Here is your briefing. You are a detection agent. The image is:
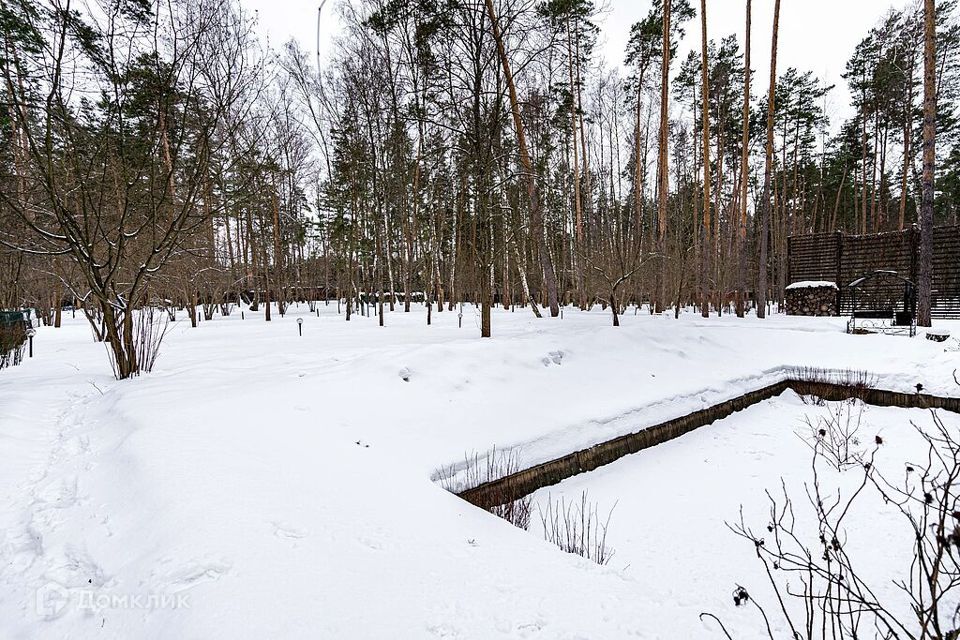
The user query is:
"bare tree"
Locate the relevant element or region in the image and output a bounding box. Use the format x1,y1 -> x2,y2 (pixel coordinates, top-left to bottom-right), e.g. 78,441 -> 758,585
0,1 -> 261,377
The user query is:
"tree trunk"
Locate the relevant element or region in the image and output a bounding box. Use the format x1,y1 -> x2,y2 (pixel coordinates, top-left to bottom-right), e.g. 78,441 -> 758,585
918,0 -> 936,327
484,0 -> 560,318
699,0 -> 712,319
899,45 -> 915,231
737,0 -> 751,317
757,0 -> 780,319
657,0 -> 671,313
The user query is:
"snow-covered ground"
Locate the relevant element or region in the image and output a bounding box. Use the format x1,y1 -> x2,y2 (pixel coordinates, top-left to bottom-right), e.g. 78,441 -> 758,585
529,392 -> 960,638
1,304 -> 958,638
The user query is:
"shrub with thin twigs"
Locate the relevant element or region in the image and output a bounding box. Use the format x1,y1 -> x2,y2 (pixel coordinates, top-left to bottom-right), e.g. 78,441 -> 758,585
105,307 -> 170,378
789,366 -> 877,405
135,307 -> 169,373
435,447 -> 532,530
801,399 -> 867,471
538,491 -> 616,565
704,387 -> 960,640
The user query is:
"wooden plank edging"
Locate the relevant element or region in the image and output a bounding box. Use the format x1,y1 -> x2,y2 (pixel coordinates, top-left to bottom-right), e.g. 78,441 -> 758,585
457,380 -> 960,510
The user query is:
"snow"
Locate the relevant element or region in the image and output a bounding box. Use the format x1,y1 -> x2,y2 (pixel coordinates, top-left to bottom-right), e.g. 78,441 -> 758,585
529,392 -> 960,638
1,304 -> 958,638
785,280 -> 838,290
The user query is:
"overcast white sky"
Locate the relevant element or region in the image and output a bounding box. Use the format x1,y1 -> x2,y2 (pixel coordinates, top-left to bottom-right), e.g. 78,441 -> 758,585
242,0 -> 909,127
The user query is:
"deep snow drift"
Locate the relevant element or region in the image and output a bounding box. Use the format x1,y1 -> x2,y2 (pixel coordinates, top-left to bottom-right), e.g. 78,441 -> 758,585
1,304 -> 958,639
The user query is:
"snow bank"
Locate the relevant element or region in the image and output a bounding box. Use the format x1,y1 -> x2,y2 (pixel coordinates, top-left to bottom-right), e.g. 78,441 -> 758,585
785,280 -> 838,290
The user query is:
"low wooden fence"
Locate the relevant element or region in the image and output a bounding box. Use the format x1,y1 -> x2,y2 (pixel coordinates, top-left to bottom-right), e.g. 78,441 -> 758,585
457,378 -> 960,510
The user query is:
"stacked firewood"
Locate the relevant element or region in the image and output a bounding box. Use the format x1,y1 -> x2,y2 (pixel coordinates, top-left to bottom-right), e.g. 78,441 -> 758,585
785,285 -> 838,317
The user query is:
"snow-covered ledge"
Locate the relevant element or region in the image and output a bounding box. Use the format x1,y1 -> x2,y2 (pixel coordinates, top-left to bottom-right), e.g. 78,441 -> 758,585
785,280 -> 839,291
785,281 -> 839,316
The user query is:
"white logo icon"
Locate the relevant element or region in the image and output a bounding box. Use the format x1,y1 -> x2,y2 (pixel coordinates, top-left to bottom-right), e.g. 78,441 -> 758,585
35,582 -> 70,618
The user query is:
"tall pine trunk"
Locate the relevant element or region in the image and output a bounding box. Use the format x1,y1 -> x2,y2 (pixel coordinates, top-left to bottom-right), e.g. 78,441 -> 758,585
757,0 -> 781,319
484,0 -> 561,318
918,0 -> 937,327
699,0 -> 712,319
657,0 -> 671,316
737,0 -> 751,317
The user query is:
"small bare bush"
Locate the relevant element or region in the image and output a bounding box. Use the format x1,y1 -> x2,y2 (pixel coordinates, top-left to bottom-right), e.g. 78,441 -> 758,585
436,447 -> 532,530
135,307 -> 169,374
789,366 -> 877,405
492,493 -> 532,530
539,491 -> 616,565
801,399 -> 867,471
708,402 -> 960,639
105,307 -> 170,378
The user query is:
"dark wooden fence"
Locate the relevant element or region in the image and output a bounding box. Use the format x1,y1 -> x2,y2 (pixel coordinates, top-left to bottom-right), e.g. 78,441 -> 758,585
787,225 -> 960,318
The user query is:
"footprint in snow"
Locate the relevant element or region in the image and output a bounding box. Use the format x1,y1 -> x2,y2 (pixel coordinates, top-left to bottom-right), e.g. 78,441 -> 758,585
541,350 -> 564,367
272,522 -> 308,540
426,622 -> 462,638
357,533 -> 388,551
35,476 -> 79,509
44,546 -> 107,586
61,435 -> 90,457
156,560 -> 232,593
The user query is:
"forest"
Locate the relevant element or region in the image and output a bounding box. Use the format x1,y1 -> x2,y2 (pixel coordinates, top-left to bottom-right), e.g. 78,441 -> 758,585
1,0 -> 958,376
8,4 -> 960,639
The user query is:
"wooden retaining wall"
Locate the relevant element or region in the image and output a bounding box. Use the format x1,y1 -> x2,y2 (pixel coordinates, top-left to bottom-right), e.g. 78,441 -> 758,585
457,380 -> 960,511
